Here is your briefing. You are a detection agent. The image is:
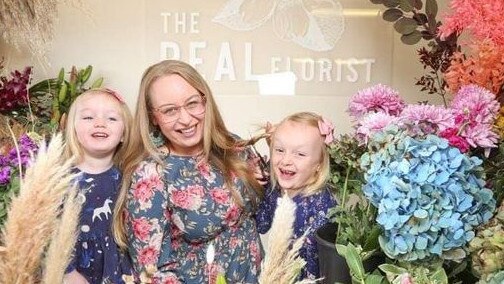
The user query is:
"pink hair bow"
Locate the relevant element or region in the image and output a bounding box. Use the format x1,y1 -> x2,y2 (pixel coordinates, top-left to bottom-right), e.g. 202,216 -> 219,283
318,117 -> 335,145
104,88 -> 126,103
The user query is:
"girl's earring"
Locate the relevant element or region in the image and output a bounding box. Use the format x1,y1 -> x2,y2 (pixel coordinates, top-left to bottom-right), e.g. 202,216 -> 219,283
149,128 -> 166,148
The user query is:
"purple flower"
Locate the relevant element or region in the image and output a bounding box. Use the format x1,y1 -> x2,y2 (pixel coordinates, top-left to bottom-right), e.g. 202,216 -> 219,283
348,84 -> 406,120
0,166 -> 11,185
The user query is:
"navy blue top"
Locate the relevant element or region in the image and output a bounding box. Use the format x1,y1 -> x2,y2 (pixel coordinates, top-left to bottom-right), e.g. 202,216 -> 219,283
67,166 -> 133,284
256,184 -> 337,279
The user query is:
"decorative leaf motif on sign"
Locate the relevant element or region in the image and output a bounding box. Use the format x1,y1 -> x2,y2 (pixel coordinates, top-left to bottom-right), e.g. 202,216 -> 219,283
212,0 -> 345,51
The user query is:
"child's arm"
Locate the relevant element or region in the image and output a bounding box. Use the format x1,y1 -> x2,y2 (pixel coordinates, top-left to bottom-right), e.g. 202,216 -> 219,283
125,160 -> 179,282
63,270 -> 90,284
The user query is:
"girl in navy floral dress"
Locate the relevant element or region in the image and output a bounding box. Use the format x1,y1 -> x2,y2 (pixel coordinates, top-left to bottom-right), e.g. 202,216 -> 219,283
112,60 -> 264,283
63,88 -> 133,284
256,112 -> 337,280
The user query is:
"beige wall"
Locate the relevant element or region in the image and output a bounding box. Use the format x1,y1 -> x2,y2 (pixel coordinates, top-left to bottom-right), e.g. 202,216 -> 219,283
1,0 -> 447,150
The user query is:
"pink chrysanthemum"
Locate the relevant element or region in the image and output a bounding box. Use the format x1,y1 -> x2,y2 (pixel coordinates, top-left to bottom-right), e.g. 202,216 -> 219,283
462,124 -> 500,149
450,84 -> 500,125
348,84 -> 406,120
438,0 -> 504,46
399,104 -> 454,134
449,85 -> 501,150
355,112 -> 398,144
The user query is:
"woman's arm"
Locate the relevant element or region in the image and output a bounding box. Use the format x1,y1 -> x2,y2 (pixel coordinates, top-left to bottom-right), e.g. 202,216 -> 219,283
125,160 -> 176,281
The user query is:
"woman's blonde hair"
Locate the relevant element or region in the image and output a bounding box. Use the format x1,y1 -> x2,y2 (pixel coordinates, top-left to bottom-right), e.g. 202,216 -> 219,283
269,112 -> 331,196
64,88 -> 133,169
113,60 -> 263,249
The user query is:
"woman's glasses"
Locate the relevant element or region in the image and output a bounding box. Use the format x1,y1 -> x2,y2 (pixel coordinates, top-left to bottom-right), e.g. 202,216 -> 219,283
152,94 -> 206,123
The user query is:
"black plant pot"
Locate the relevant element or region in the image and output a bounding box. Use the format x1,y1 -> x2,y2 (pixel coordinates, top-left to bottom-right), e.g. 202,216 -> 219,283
315,222 -> 384,284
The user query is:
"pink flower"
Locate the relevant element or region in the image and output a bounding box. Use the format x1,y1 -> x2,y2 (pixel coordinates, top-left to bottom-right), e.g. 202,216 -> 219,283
187,184 -> 204,197
440,128 -> 470,153
170,189 -> 193,209
438,0 -> 504,46
399,104 -> 454,134
348,84 -> 406,119
399,273 -> 414,284
170,186 -> 202,210
210,188 -> 230,204
224,204 -> 242,226
132,217 -> 152,242
160,274 -> 182,284
449,85 -> 500,149
138,246 -> 159,265
356,112 -> 397,143
450,85 -> 500,125
133,179 -> 155,204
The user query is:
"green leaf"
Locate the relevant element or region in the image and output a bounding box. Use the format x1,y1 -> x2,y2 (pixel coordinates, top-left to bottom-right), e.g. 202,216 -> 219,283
413,13 -> 428,25
365,274 -> 384,284
394,17 -> 418,35
336,244 -> 348,257
399,0 -> 413,12
91,77 -> 104,89
370,0 -> 384,4
401,30 -> 422,44
58,83 -> 68,103
431,267 -> 448,284
81,65 -> 92,83
383,9 -> 403,22
412,0 -> 422,10
345,243 -> 366,279
363,225 -> 381,252
57,67 -> 65,85
378,264 -> 408,275
383,0 -> 399,8
426,0 -> 438,18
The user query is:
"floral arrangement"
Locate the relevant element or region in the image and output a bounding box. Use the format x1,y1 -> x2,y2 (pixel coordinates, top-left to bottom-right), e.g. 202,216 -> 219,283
322,0 -> 504,283
347,82 -> 500,282
0,63 -> 102,227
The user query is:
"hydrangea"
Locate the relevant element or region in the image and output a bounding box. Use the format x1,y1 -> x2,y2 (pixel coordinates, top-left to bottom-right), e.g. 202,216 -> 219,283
360,126 -> 496,262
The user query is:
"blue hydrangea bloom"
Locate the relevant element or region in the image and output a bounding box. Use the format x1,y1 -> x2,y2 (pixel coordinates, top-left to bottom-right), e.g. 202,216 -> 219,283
360,126 -> 496,262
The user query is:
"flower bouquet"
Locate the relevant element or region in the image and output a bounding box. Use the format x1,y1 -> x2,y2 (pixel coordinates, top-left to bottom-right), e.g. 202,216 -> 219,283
0,62 -> 103,227
323,1 -> 504,282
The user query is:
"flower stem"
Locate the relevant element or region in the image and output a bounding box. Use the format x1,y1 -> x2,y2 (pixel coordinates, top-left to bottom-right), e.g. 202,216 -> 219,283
5,119 -> 23,188
336,166 -> 351,241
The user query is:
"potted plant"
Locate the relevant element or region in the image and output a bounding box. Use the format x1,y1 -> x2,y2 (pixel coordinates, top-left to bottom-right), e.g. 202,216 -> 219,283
315,134 -> 384,284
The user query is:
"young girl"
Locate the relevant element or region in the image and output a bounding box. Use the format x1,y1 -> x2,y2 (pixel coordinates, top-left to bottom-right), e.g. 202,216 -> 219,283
256,111 -> 337,280
63,88 -> 133,284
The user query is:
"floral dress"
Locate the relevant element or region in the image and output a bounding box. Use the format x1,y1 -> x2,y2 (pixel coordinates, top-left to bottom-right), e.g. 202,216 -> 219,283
67,166 -> 133,284
256,184 -> 337,280
126,153 -> 262,284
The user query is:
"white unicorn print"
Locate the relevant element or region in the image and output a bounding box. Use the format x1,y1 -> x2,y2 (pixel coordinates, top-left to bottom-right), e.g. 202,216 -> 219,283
92,198 -> 113,222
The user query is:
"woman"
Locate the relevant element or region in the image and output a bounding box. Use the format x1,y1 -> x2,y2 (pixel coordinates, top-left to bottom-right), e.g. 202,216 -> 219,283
113,60 -> 263,283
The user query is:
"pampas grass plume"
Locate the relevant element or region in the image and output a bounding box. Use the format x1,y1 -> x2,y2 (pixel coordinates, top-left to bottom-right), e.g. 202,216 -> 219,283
0,133 -> 81,284
259,195 -> 316,284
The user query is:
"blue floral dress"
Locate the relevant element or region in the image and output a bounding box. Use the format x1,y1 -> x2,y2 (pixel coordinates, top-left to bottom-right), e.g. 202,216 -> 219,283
67,166 -> 133,284
125,153 -> 262,284
256,184 -> 337,280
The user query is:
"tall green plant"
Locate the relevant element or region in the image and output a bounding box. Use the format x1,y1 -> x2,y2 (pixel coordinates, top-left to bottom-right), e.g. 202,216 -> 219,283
28,65 -> 103,132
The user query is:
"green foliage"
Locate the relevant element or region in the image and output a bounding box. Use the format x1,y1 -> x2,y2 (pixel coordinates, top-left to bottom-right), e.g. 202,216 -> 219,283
0,173 -> 19,227
28,65 -> 103,132
336,243 -> 386,284
380,261 -> 448,284
327,134 -> 381,253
